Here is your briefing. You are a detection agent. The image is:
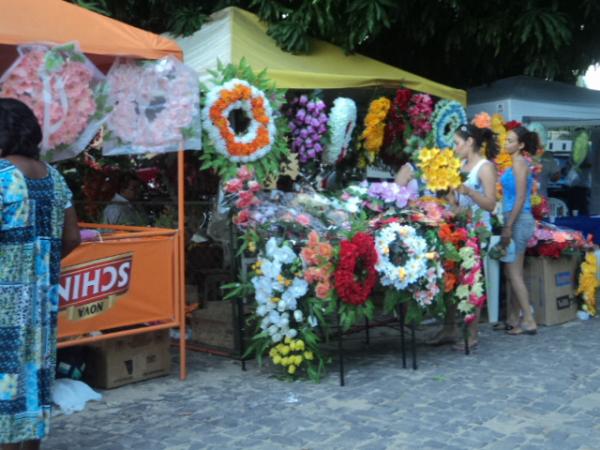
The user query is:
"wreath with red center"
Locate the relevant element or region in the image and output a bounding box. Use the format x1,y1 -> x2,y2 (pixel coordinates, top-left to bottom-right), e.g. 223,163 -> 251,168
334,232 -> 378,305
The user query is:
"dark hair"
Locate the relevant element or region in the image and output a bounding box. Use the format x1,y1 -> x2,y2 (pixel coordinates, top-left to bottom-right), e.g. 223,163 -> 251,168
0,98 -> 42,159
118,172 -> 142,192
456,124 -> 499,160
510,126 -> 540,154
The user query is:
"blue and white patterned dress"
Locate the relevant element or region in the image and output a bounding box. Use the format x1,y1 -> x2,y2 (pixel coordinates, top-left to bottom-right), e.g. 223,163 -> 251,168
0,159 -> 72,443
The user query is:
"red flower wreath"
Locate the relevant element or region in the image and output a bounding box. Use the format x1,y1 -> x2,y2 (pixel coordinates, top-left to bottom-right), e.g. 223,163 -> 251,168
334,232 -> 378,305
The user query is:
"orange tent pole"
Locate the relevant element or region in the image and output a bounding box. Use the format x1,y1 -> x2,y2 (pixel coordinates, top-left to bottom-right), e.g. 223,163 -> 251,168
177,146 -> 187,380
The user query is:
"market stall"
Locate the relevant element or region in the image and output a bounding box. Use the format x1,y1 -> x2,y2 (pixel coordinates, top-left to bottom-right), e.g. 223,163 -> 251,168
0,0 -> 189,379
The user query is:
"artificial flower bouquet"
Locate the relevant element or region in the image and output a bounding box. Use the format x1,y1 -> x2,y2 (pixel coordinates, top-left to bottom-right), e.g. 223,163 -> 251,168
526,222 -> 591,259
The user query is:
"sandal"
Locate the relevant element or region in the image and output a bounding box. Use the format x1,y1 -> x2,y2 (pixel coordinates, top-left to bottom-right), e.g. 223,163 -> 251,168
425,335 -> 456,346
506,326 -> 537,336
452,341 -> 479,352
492,322 -> 517,331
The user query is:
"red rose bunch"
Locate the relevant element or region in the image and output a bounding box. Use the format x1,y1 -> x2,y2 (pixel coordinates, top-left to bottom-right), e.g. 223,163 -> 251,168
334,232 -> 378,305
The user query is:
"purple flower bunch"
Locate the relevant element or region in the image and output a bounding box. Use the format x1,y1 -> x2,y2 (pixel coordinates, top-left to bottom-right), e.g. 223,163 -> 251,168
367,181 -> 418,209
287,95 -> 329,163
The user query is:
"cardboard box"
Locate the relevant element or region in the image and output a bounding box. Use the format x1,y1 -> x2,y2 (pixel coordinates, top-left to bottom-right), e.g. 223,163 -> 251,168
84,330 -> 171,389
513,256 -> 579,326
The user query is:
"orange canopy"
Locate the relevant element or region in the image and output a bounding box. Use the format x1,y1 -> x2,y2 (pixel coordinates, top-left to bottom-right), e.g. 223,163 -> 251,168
0,0 -> 182,72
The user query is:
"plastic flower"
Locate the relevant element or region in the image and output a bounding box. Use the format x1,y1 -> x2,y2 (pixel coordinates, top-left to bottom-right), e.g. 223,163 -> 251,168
417,147 -> 462,192
360,97 -> 391,160
472,112 -> 492,129
577,252 -> 598,316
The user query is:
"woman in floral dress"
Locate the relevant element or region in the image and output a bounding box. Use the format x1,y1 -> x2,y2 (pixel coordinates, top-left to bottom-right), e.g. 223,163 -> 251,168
0,98 -> 80,450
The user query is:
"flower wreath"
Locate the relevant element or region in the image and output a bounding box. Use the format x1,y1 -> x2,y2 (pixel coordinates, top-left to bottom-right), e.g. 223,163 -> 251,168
201,59 -> 288,182
430,100 -> 467,149
374,223 -> 431,292
334,232 -> 378,306
325,97 -> 357,164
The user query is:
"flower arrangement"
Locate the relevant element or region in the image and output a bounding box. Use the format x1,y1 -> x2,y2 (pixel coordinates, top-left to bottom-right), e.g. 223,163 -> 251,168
286,94 -> 329,164
301,231 -> 335,300
360,97 -> 391,163
430,100 -> 467,149
383,89 -> 411,148
472,112 -> 492,129
366,181 -> 418,210
416,147 -> 462,192
325,97 -> 357,164
200,58 -> 288,183
252,238 -> 309,343
455,238 -> 486,324
526,223 -> 589,259
269,336 -> 315,375
0,43 -> 105,160
408,93 -> 434,137
224,165 -> 262,227
104,57 -> 201,156
576,251 -> 599,316
531,193 -> 550,220
334,232 -> 378,306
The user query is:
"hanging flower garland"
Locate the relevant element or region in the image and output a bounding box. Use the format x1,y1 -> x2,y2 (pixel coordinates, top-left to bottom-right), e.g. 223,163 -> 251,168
286,94 -> 329,164
325,97 -> 357,165
416,147 -> 462,192
374,223 -> 430,294
0,43 -> 106,160
430,100 -> 467,149
577,251 -> 599,316
104,56 -> 201,156
334,232 -> 378,306
360,97 -> 391,163
201,58 -> 288,182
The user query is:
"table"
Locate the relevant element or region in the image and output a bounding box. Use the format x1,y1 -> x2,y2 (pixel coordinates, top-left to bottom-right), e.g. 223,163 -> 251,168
553,216 -> 600,244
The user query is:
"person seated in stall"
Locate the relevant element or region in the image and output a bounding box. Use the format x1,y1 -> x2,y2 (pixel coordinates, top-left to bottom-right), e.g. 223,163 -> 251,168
101,172 -> 147,226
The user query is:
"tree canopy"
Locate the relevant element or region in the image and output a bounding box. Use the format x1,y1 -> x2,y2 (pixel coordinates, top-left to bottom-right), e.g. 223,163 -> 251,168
74,0 -> 600,88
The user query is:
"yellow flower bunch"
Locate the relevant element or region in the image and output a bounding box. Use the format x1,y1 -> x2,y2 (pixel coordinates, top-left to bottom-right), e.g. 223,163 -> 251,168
417,147 -> 462,192
576,252 -> 599,316
360,97 -> 391,161
491,113 -> 512,171
269,337 -> 314,375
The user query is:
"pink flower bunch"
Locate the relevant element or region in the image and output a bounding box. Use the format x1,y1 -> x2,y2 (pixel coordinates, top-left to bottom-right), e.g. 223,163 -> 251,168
0,46 -> 97,150
227,166 -> 261,227
286,95 -> 329,163
301,231 -> 334,300
408,94 -> 434,137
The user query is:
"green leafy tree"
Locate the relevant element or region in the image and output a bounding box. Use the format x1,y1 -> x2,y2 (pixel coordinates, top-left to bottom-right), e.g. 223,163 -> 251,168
73,0 -> 600,87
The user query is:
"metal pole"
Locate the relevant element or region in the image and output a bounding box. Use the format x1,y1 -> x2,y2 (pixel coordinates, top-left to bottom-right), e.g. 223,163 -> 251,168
398,303 -> 406,369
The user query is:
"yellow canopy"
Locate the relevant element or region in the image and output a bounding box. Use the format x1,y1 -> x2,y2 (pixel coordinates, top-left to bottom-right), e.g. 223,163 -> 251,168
176,7 -> 466,104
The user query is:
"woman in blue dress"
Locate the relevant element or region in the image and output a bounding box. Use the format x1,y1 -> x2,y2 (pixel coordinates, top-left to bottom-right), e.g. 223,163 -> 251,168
501,126 -> 538,335
0,99 -> 80,449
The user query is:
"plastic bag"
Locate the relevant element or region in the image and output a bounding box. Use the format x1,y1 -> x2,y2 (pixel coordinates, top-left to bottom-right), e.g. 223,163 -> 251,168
0,42 -> 108,161
103,57 -> 201,155
52,379 -> 102,415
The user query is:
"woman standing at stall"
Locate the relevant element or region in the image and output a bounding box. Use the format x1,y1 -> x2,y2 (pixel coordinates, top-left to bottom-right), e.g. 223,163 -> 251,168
428,124 -> 498,349
0,98 -> 80,450
501,126 -> 537,335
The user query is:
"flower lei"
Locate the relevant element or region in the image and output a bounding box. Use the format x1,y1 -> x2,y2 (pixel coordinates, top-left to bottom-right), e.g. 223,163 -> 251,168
325,97 -> 357,165
430,100 -> 467,149
417,147 -> 462,192
286,94 -> 329,164
200,59 -> 288,182
251,238 -> 309,343
104,57 -> 201,155
0,43 -> 103,159
455,237 -> 486,324
334,232 -> 378,305
374,223 -> 431,295
576,251 -> 599,316
360,97 -> 391,162
301,231 -> 335,300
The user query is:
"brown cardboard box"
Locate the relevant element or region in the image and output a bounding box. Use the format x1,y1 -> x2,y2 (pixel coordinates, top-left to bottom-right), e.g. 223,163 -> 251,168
516,256 -> 579,326
84,330 -> 171,389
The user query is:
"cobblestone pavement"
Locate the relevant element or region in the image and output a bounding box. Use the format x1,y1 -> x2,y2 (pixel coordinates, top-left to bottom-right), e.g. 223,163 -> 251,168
45,319 -> 600,450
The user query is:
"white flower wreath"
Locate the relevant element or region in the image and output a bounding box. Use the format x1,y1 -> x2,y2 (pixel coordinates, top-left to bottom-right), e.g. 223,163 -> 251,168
324,97 -> 357,164
374,223 -> 431,291
202,78 -> 277,163
251,238 -> 308,343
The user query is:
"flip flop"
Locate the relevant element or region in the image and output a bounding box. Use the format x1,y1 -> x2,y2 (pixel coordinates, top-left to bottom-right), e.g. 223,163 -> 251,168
492,322 -> 514,331
506,327 -> 537,336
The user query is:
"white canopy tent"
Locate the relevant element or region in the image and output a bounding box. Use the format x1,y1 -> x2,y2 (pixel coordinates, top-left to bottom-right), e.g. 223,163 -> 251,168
467,76 -> 600,126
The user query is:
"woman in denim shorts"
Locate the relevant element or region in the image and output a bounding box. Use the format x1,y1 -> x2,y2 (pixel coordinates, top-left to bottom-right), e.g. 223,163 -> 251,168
501,126 -> 538,335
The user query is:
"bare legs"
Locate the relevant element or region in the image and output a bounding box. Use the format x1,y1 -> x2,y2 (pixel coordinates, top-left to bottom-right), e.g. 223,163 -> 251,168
504,254 -> 537,332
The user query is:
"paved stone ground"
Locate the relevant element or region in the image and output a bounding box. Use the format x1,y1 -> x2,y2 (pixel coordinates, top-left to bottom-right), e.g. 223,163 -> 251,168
45,319 -> 600,450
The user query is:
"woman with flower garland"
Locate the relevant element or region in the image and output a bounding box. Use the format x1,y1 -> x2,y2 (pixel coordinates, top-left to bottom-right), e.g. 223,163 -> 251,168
429,124 -> 498,349
0,99 -> 80,449
500,127 -> 538,335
